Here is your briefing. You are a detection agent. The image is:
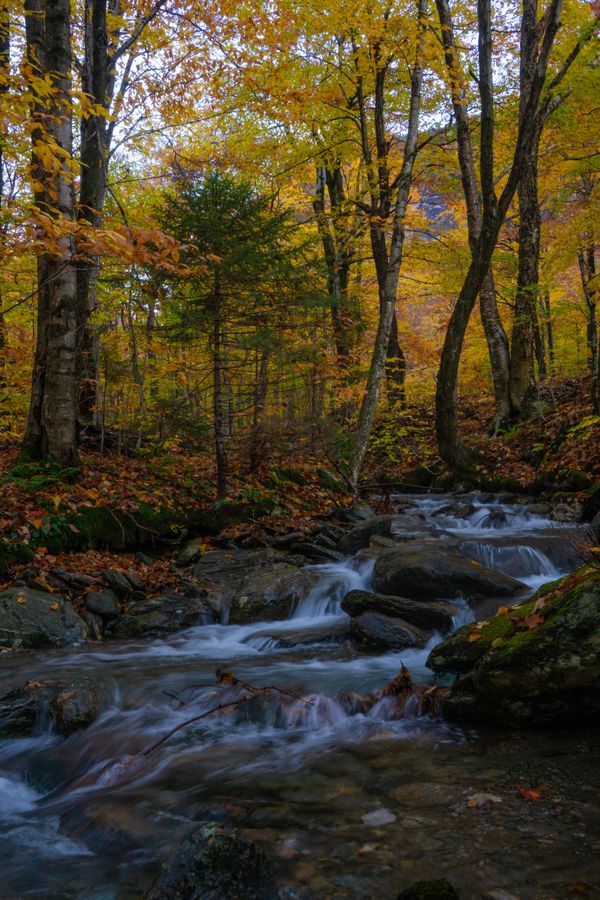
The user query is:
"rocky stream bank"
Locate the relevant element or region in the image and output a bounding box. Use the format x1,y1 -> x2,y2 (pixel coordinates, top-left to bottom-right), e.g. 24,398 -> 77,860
1,492 -> 599,898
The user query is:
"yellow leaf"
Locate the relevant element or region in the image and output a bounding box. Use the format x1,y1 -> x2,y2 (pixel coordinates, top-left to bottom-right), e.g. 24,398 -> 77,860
50,602 -> 60,611
468,631 -> 482,642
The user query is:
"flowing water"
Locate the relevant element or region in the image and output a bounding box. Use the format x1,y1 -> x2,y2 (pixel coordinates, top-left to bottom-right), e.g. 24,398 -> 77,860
1,495 -> 599,899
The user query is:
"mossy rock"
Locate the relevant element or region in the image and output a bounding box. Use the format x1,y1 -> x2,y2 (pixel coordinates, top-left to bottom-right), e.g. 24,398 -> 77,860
429,569 -> 600,725
145,823 -> 279,899
0,540 -> 34,575
397,879 -> 459,899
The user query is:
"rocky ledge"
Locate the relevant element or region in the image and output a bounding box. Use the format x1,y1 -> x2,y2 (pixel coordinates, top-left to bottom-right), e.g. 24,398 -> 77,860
428,568 -> 600,725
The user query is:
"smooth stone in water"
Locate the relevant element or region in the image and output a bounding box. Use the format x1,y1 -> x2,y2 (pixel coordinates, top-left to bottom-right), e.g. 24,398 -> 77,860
350,612 -> 429,651
145,823 -> 279,899
373,549 -> 525,603
342,590 -> 456,632
397,878 -> 459,899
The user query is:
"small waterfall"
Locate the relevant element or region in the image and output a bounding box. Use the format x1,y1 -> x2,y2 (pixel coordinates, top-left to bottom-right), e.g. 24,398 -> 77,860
460,541 -> 560,581
292,556 -> 375,618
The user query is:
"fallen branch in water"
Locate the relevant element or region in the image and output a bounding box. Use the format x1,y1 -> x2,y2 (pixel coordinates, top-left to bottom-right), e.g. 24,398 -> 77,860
142,669 -> 313,757
215,668 -> 314,705
141,699 -> 248,756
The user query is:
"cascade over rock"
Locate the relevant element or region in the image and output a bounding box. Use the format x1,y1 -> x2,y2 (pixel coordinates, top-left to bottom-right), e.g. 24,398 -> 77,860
373,548 -> 526,603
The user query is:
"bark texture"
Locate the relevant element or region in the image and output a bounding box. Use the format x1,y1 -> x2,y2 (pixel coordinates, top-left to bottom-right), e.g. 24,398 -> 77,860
22,0 -> 79,465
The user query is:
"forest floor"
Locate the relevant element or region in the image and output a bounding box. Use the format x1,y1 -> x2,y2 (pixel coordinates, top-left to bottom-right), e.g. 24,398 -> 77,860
0,374 -> 598,607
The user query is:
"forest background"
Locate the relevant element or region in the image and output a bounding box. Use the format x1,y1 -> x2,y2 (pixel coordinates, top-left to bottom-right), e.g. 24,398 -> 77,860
0,0 -> 599,568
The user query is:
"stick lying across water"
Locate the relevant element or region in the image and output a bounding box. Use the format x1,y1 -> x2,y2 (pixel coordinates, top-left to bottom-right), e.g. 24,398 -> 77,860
141,669 -> 313,757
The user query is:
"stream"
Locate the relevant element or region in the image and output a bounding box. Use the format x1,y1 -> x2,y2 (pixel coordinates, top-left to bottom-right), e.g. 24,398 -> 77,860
1,494 -> 600,899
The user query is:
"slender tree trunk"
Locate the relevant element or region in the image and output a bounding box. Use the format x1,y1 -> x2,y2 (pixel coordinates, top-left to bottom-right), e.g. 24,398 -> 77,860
579,247 -> 599,414
533,297 -> 547,377
435,0 -> 510,428
349,0 -> 426,488
21,0 -> 79,465
0,4 -> 9,388
509,131 -> 542,416
212,277 -> 227,499
249,349 -> 269,473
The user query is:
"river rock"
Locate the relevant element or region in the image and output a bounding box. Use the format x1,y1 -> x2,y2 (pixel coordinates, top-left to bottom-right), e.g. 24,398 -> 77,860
397,879 -> 459,899
429,569 -> 600,724
372,549 -> 525,603
85,589 -> 120,619
0,687 -> 39,737
102,569 -> 134,598
337,516 -> 394,555
0,587 -> 88,648
229,565 -> 317,623
177,536 -> 208,567
110,592 -> 214,639
341,590 -> 456,632
49,679 -> 102,736
145,823 -> 279,899
350,612 -> 429,651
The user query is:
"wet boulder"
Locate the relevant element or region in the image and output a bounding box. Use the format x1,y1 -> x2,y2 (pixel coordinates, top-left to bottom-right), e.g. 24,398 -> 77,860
229,564 -> 317,624
0,686 -> 39,737
49,678 -> 103,736
145,823 -> 279,899
350,611 -> 429,651
0,587 -> 88,648
110,592 -> 214,639
372,549 -> 525,604
336,516 -> 394,555
85,589 -> 120,619
430,570 -> 600,725
342,590 -> 457,633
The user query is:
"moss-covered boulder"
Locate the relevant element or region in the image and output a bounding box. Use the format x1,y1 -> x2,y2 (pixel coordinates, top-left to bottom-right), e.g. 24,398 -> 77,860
428,570 -> 600,725
145,823 -> 279,899
0,587 -> 88,648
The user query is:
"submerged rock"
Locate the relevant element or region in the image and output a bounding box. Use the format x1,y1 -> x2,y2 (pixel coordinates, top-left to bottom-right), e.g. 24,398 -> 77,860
397,878 -> 459,899
373,549 -> 525,603
0,687 -> 39,737
0,587 -> 88,648
350,612 -> 429,651
342,590 -> 456,632
429,569 -> 600,724
145,823 -> 279,899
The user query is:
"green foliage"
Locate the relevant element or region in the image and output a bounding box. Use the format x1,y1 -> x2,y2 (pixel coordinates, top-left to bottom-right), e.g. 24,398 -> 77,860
5,461 -> 80,492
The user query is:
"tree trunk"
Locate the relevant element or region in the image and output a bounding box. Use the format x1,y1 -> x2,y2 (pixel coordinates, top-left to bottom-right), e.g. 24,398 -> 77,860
509,132 -> 542,416
212,277 -> 227,499
21,0 -> 80,465
579,247 -> 599,414
0,4 -> 9,386
434,0 -> 563,473
435,0 -> 510,428
349,0 -> 426,488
